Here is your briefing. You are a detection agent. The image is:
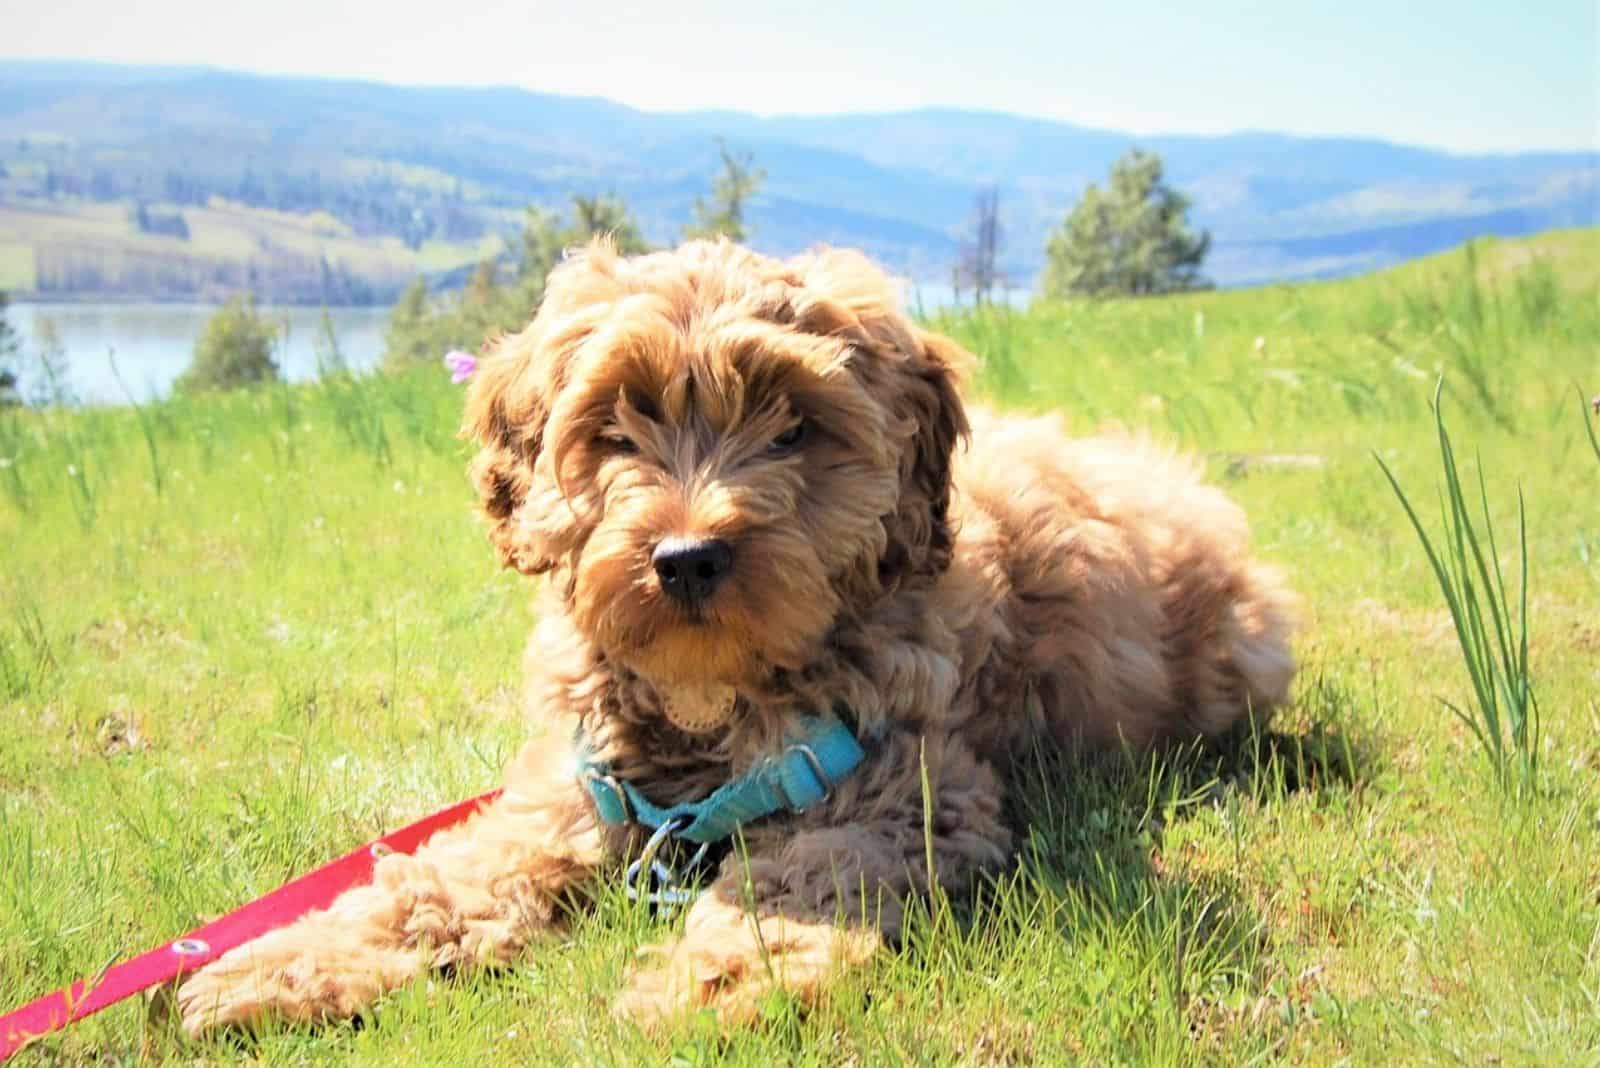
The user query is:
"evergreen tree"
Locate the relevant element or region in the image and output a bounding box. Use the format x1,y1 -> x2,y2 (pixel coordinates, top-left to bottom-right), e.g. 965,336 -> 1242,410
382,277 -> 441,371
455,259 -> 510,350
520,194 -> 651,287
0,290 -> 20,408
683,140 -> 765,243
1042,150 -> 1210,298
383,194 -> 651,373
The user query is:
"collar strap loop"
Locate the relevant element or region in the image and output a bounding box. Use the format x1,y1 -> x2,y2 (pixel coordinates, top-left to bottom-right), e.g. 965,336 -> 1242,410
580,715 -> 866,845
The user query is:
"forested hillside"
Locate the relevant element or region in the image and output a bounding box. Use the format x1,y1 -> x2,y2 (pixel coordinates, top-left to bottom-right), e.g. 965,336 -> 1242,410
1,61 -> 1593,302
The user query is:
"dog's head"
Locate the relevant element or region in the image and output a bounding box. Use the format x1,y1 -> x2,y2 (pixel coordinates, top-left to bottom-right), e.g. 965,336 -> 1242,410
465,239 -> 968,721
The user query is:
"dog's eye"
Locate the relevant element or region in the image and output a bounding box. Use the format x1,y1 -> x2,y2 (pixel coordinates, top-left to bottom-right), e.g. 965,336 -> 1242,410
597,432 -> 638,456
768,421 -> 807,454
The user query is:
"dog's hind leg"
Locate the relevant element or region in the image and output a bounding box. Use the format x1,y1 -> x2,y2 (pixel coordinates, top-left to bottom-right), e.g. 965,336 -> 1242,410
177,741 -> 604,1036
613,730 -> 1012,1029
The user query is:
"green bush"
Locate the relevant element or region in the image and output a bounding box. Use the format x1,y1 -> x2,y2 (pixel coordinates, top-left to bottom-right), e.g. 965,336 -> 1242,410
176,295 -> 281,393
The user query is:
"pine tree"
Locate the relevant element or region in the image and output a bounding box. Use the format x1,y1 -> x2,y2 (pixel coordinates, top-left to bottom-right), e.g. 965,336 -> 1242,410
0,290 -> 20,407
380,194 -> 652,374
382,277 -> 439,371
683,140 -> 765,242
1042,150 -> 1210,298
519,195 -> 650,290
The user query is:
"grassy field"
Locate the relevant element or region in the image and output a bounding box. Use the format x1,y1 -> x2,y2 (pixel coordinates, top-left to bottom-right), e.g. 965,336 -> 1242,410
2,229 -> 1599,1064
0,197 -> 504,301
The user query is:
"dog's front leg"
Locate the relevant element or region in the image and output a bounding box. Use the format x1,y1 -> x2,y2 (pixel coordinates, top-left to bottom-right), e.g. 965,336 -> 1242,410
178,740 -> 605,1037
614,730 -> 1013,1029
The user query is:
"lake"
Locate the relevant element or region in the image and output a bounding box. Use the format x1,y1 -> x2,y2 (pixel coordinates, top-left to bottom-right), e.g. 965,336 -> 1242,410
6,285 -> 1020,407
6,302 -> 394,406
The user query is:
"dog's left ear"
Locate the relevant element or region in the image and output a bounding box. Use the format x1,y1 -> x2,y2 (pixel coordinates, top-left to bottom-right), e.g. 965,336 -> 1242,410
790,247 -> 973,586
881,327 -> 971,583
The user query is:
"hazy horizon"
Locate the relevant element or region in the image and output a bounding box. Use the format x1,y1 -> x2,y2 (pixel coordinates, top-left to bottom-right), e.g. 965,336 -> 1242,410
5,1 -> 1596,155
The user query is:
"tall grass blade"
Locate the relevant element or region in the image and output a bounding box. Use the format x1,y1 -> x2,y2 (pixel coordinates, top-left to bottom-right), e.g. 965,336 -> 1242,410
108,349 -> 163,497
1582,387 -> 1600,466
1374,379 -> 1538,795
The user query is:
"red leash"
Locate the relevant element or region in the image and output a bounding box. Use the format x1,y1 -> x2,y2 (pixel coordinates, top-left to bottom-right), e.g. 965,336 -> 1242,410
0,789 -> 501,1062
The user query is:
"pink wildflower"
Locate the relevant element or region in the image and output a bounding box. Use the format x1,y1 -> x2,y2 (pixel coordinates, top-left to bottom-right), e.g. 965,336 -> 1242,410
444,350 -> 477,384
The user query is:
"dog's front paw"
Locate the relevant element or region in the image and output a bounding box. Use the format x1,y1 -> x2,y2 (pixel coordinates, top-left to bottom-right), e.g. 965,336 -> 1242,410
177,928 -> 418,1037
613,902 -> 879,1030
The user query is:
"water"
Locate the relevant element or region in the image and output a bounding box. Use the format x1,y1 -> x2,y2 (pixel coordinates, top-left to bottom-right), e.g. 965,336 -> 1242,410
901,282 -> 1029,317
4,288 -> 1025,407
5,302 -> 393,406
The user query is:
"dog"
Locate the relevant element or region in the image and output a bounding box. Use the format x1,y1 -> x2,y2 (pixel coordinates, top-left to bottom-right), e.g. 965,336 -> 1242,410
178,239 -> 1295,1034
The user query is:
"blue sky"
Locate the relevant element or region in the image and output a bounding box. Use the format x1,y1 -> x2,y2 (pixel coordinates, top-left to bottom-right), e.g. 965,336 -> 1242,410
6,0 -> 1597,153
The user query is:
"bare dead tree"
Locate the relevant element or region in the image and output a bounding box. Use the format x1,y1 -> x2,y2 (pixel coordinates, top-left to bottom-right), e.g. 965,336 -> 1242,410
956,185 -> 1003,305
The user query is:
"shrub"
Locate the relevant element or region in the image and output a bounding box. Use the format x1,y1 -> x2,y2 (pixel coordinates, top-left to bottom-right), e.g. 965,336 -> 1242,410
176,294 -> 281,393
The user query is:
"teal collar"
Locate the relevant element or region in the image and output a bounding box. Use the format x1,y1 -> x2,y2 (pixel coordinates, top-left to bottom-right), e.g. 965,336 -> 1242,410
580,715 -> 866,845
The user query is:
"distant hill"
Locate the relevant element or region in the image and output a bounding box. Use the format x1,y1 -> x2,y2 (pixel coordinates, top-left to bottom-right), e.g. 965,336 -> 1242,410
0,60 -> 1594,303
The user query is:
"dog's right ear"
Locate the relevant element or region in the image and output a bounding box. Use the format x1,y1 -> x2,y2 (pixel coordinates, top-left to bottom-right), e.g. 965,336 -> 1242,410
463,238 -> 634,574
463,323 -> 556,574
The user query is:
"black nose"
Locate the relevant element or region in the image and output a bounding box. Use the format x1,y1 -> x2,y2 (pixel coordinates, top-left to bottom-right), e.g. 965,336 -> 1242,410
652,537 -> 734,606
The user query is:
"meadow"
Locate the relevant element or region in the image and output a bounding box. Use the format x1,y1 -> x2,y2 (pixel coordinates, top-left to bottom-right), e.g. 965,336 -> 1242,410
0,197 -> 503,303
2,229 -> 1598,1064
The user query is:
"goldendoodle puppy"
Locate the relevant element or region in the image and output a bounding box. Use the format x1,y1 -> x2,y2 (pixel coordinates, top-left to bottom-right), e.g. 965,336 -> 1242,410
179,239 -> 1295,1033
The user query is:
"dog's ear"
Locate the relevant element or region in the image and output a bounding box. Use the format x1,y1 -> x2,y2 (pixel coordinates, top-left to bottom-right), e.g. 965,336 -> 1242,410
462,239 -> 628,574
463,323 -> 555,574
880,327 -> 970,583
789,248 -> 972,584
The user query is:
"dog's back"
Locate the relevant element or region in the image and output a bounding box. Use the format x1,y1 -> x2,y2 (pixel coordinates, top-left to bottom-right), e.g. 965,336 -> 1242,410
938,407 -> 1297,756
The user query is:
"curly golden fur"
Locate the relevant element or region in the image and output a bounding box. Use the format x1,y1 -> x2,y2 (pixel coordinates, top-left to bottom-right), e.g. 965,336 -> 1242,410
179,239 -> 1296,1034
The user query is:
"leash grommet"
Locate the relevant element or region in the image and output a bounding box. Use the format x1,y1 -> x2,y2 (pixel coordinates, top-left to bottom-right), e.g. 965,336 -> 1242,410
371,843 -> 395,859
171,939 -> 210,956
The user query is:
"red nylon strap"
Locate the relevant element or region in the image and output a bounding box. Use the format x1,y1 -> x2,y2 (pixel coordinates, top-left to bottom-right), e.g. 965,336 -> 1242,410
0,789 -> 501,1062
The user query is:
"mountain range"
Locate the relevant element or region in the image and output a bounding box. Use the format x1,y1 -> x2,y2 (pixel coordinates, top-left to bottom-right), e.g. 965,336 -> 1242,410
0,59 -> 1594,300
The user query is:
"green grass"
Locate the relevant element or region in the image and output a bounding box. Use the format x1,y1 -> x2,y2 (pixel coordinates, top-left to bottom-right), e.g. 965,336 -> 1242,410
3,229 -> 1600,1063
1377,385 -> 1540,798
